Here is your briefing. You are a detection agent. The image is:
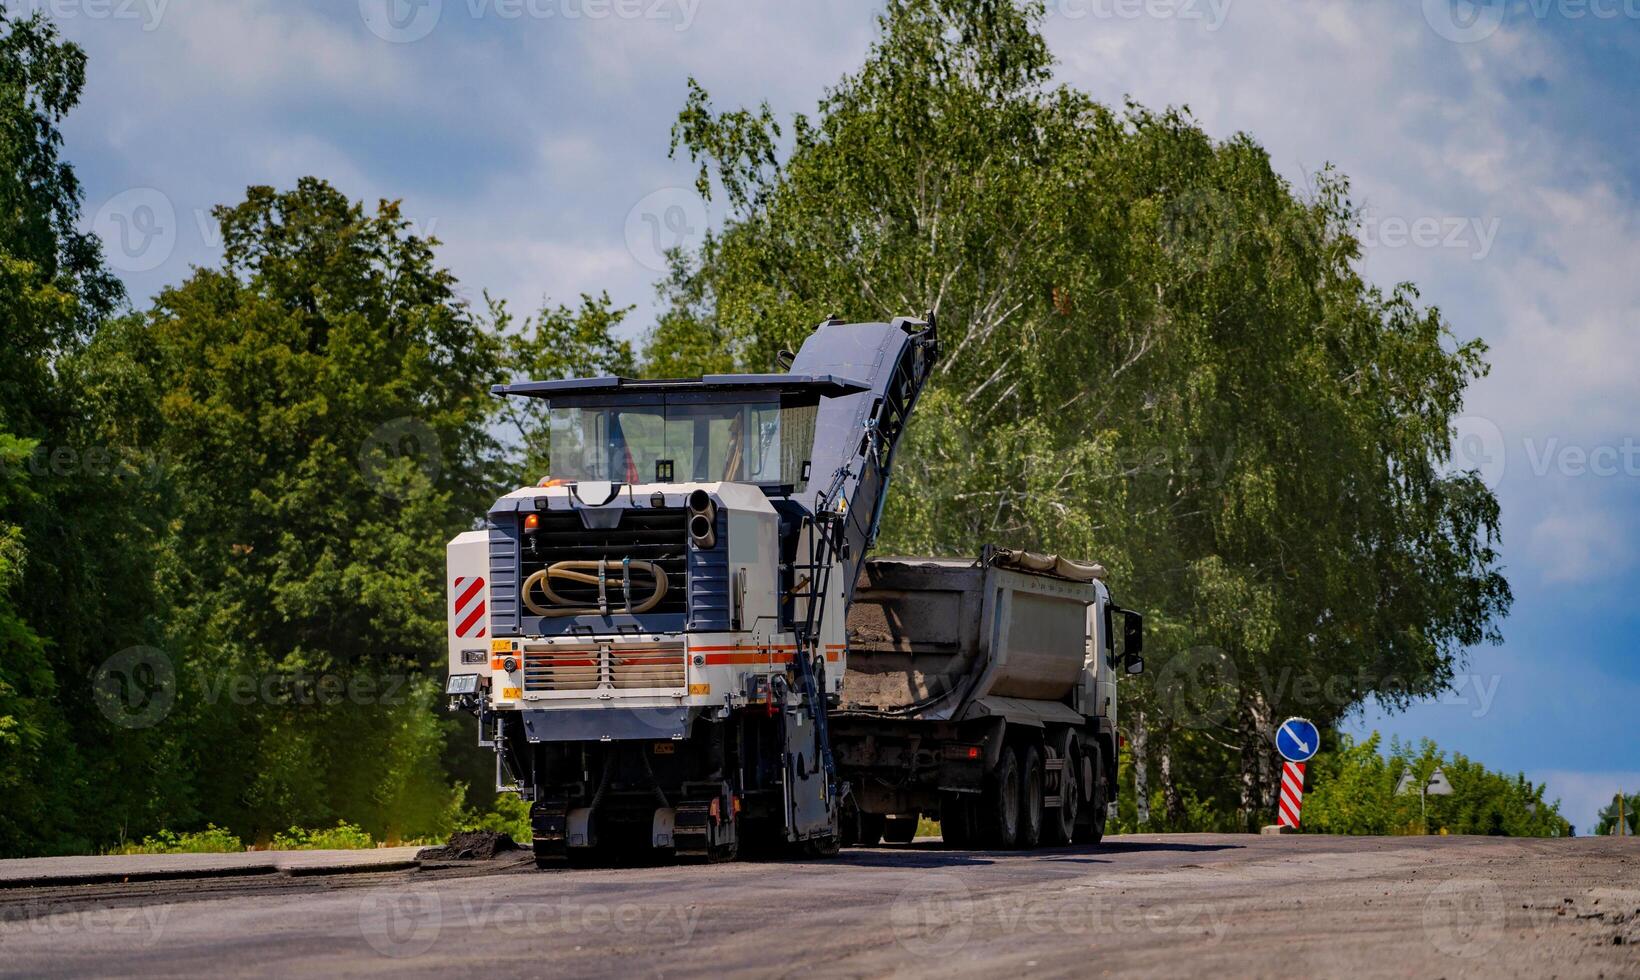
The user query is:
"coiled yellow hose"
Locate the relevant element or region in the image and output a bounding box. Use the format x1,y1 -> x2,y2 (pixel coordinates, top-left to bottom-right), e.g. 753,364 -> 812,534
521,560 -> 669,617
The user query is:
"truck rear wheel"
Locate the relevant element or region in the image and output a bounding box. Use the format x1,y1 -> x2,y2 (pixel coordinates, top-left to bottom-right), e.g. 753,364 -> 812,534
980,749 -> 1021,848
1073,743 -> 1109,845
1042,732 -> 1079,846
1017,744 -> 1044,849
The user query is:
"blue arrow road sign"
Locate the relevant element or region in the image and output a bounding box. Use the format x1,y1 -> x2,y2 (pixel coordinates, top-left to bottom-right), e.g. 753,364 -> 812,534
1276,717 -> 1320,763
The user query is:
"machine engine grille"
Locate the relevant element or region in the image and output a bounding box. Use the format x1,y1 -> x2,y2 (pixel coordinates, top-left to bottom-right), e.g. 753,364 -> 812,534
522,644 -> 686,693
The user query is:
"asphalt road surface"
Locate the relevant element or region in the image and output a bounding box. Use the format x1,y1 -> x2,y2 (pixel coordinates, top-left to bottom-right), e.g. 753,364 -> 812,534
1,834 -> 1635,978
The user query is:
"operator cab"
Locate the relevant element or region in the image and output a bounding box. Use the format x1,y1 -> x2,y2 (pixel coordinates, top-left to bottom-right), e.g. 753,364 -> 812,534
493,375 -> 867,496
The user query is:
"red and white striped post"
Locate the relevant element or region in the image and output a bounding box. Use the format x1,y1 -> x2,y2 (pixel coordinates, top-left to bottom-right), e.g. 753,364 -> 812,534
1277,761 -> 1306,829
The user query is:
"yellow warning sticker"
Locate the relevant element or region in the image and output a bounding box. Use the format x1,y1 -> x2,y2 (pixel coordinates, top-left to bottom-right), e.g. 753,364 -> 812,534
490,639 -> 512,653
689,683 -> 711,696
501,687 -> 521,700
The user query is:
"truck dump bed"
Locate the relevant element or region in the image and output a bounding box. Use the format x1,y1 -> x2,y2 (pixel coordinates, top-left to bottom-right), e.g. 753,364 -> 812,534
839,550 -> 1104,724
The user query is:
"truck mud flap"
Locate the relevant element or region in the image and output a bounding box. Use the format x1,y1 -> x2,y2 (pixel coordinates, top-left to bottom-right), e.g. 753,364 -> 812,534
520,706 -> 695,742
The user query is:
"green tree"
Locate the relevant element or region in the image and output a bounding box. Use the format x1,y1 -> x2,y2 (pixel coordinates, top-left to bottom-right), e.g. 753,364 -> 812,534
1302,733 -> 1570,837
0,10 -> 163,855
101,178 -> 506,842
651,0 -> 1510,827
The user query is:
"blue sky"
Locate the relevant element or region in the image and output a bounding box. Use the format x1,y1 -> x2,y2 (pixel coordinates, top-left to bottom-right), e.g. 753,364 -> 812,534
35,0 -> 1639,834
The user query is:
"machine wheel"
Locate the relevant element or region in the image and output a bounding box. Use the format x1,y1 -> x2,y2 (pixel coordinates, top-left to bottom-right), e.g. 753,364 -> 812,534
979,748 -> 1021,849
802,833 -> 842,858
857,813 -> 886,847
530,797 -> 569,869
882,815 -> 918,844
1017,744 -> 1045,849
1042,731 -> 1080,846
1073,742 -> 1109,846
676,798 -> 739,863
940,793 -> 977,849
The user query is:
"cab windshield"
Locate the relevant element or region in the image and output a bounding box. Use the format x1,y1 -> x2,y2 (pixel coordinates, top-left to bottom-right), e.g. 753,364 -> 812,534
547,398 -> 818,490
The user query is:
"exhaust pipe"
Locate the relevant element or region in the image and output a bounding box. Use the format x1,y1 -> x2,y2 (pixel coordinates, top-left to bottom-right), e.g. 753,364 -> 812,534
687,490 -> 716,549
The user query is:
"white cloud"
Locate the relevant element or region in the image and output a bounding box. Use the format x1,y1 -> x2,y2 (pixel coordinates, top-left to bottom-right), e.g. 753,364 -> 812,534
1526,505 -> 1631,585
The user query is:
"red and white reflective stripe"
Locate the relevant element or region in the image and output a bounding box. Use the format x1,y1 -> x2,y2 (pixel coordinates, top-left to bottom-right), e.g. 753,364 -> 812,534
1278,761 -> 1306,828
453,575 -> 487,638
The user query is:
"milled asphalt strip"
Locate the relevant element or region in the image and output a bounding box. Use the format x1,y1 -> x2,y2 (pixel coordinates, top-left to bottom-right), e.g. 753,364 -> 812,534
0,846 -> 429,890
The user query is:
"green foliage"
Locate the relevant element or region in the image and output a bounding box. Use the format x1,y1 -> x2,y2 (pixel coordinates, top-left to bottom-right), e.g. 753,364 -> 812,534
108,824 -> 244,855
270,821 -> 375,851
453,790 -> 533,844
1594,791 -> 1638,837
1303,732 -> 1570,837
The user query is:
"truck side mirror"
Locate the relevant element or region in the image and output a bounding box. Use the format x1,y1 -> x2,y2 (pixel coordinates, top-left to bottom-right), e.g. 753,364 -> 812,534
1123,609 -> 1144,655
1122,609 -> 1144,674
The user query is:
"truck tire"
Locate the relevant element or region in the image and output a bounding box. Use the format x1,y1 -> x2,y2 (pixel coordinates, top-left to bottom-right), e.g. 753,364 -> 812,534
1042,733 -> 1079,846
1017,744 -> 1044,849
980,749 -> 1021,849
940,793 -> 977,849
1073,743 -> 1109,845
858,813 -> 885,847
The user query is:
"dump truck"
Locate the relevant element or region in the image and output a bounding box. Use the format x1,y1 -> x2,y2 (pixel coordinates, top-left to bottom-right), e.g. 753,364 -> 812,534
832,548 -> 1144,849
443,312 -> 1143,864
